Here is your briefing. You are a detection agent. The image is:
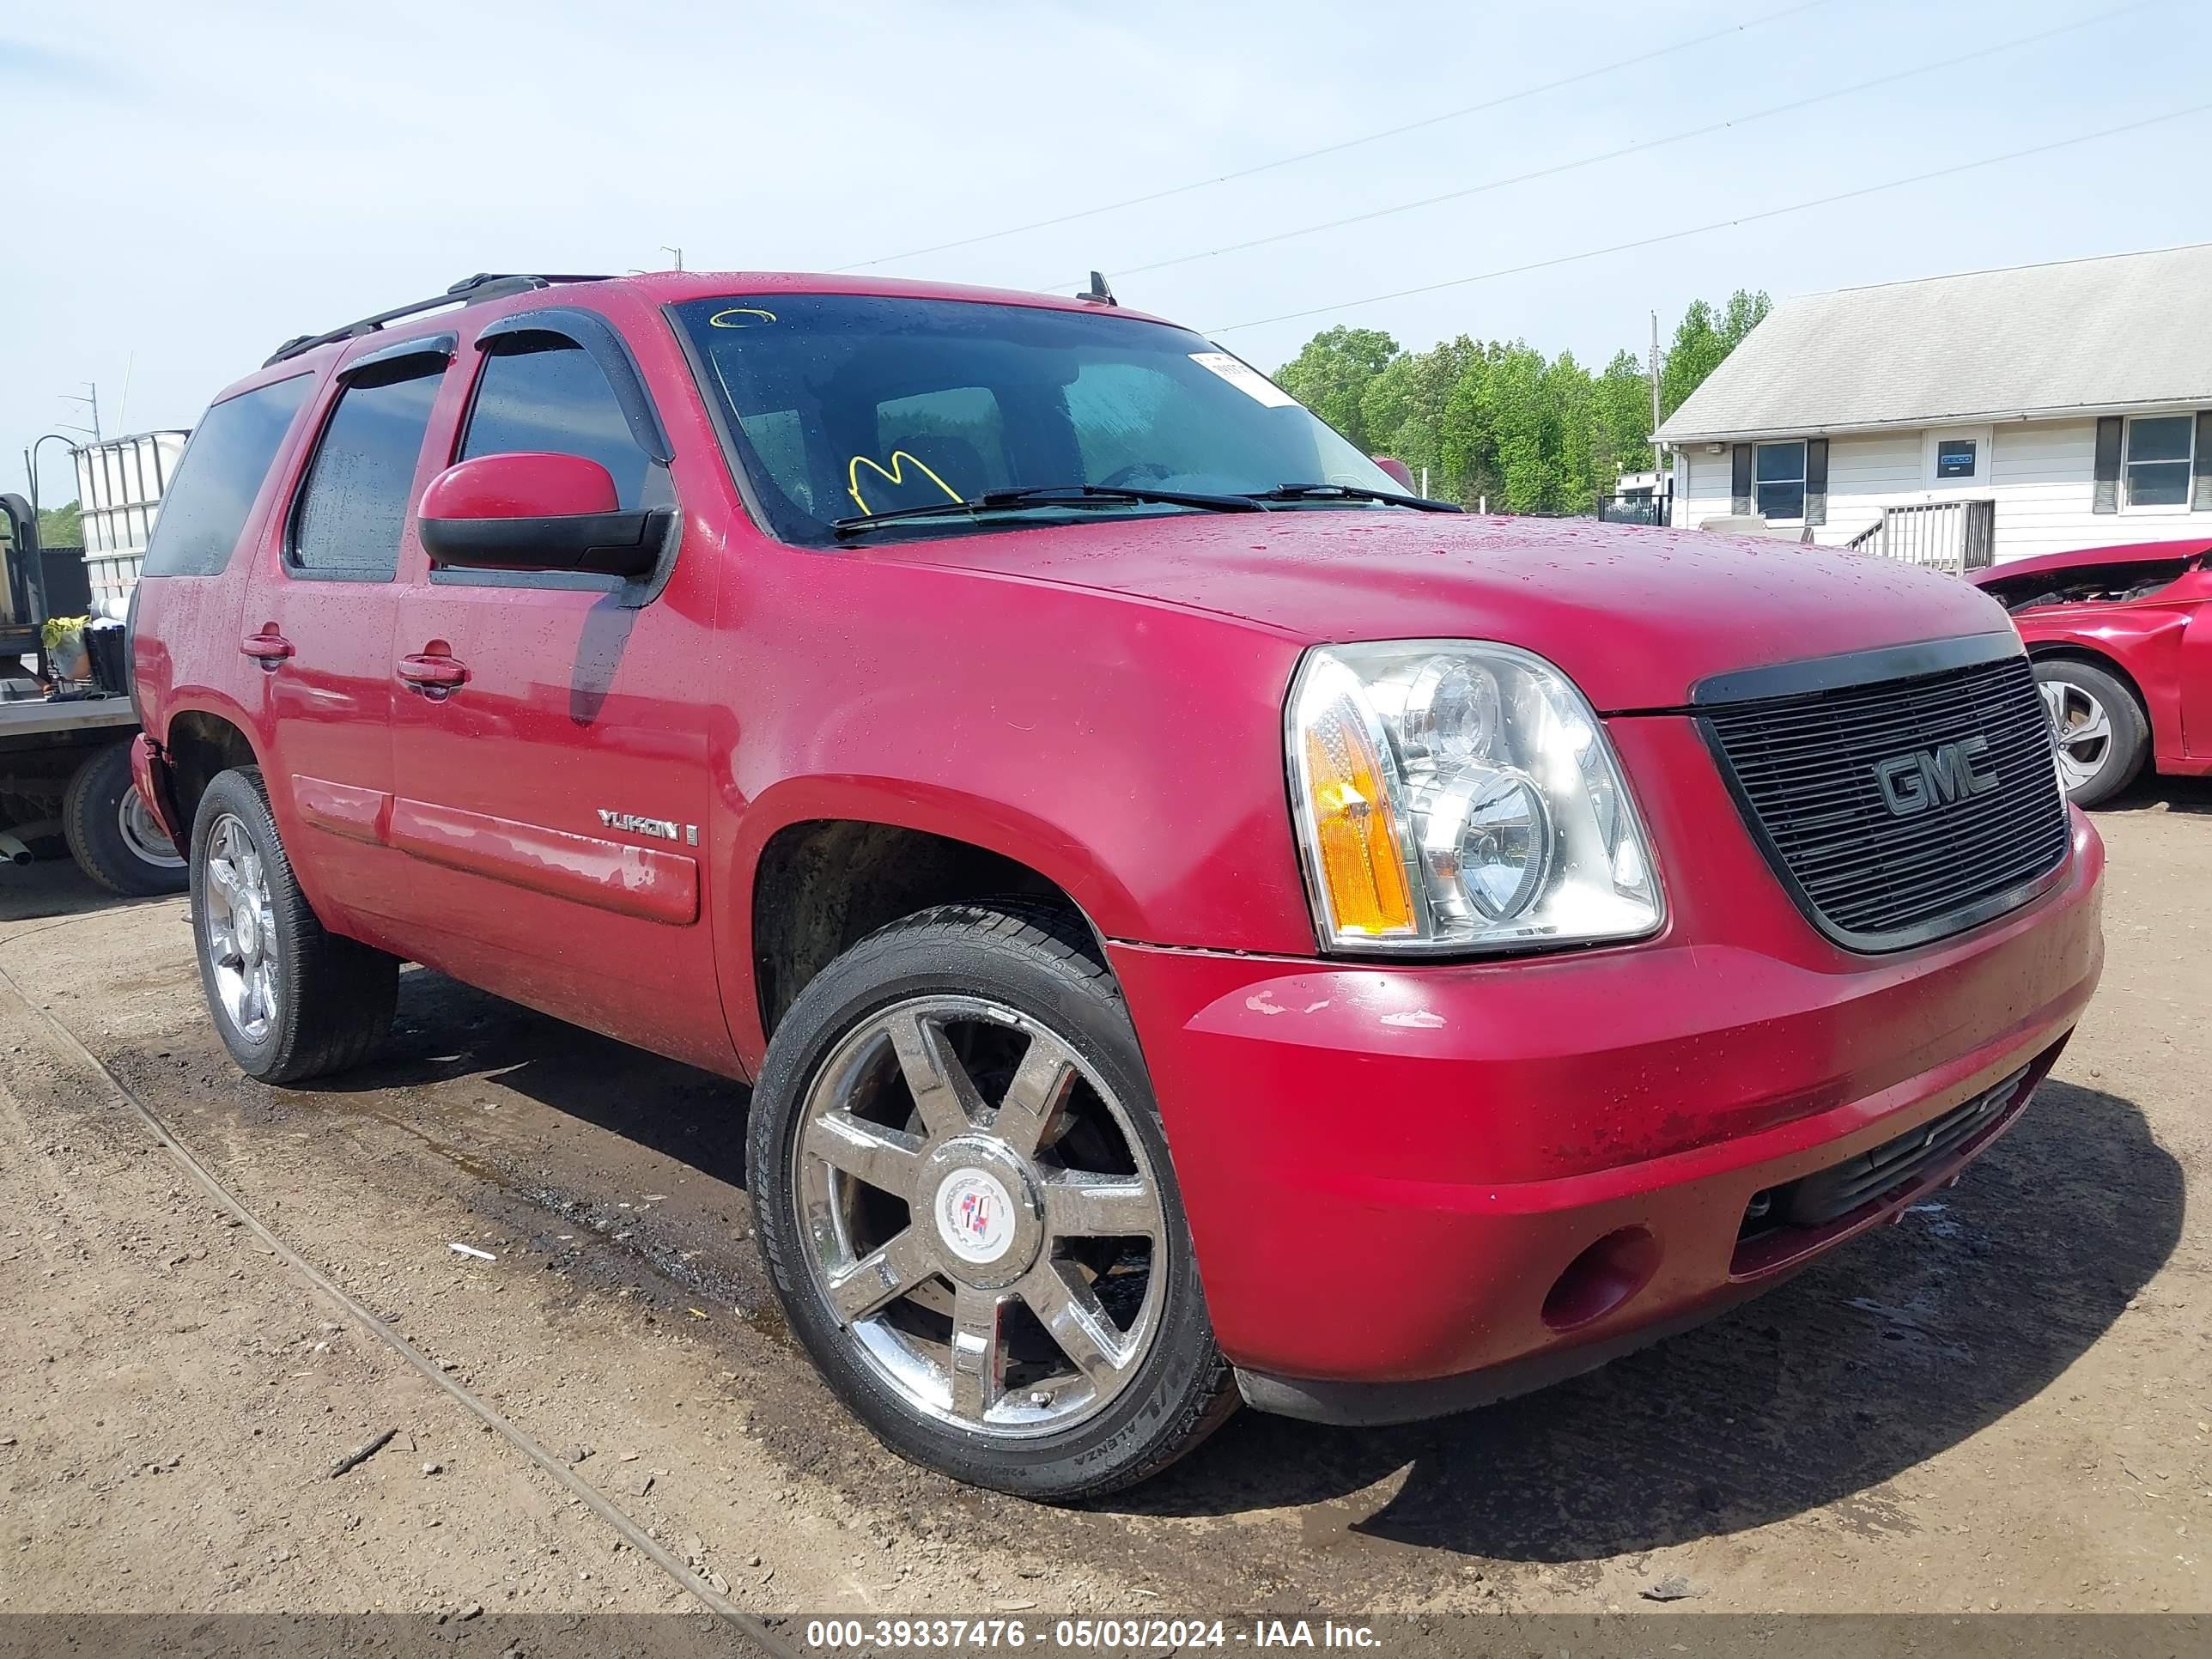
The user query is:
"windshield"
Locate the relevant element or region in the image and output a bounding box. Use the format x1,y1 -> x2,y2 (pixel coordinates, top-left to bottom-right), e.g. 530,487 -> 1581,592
672,293 -> 1404,544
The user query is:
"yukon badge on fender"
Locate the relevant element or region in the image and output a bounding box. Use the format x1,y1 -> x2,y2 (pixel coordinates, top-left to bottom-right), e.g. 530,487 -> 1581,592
597,808 -> 687,842
1875,736 -> 2000,817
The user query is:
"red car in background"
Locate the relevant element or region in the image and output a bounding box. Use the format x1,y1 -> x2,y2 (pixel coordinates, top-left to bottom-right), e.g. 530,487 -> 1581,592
1972,539 -> 2212,805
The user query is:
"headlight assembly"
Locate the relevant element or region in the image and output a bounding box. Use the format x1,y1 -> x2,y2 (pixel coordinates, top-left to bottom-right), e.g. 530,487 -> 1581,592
1286,641 -> 1663,954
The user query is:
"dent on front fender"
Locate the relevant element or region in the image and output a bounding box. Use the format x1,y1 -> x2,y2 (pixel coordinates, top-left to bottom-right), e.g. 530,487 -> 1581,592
2020,607 -> 2190,758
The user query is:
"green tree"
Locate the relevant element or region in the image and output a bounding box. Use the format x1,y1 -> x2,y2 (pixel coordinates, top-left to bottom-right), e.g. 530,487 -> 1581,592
1358,335 -> 1481,492
1592,349 -> 1654,480
1272,283 -> 1768,514
1274,326 -> 1399,451
1437,341 -> 1507,507
1470,344 -> 1552,514
1719,288 -> 1772,349
38,501 -> 82,547
1434,341 -> 1601,513
1539,351 -> 1597,514
1660,289 -> 1769,417
1659,301 -> 1723,417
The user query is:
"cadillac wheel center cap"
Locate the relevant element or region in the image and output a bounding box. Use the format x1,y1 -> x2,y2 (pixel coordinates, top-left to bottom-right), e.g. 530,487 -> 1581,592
935,1169 -> 1018,1264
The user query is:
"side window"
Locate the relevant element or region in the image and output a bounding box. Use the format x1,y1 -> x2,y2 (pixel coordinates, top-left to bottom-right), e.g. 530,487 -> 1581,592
460,340 -> 664,507
289,359 -> 445,579
141,375 -> 313,578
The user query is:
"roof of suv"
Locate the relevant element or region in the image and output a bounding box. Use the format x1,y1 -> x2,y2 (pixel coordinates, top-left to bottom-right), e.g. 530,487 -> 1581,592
259,270 -> 1176,375
621,270 -> 1172,325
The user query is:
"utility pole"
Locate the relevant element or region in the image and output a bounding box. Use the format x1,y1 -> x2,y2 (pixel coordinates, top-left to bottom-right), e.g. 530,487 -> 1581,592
1649,311 -> 1661,433
661,246 -> 685,271
59,382 -> 101,444
1649,310 -> 1677,526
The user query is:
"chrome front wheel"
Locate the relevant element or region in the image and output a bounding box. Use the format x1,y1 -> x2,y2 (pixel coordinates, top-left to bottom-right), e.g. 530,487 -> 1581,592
794,994 -> 1168,1437
750,902 -> 1233,1498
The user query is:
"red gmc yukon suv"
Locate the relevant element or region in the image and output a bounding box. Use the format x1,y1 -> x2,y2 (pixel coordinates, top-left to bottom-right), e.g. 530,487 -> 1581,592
129,271 -> 2104,1498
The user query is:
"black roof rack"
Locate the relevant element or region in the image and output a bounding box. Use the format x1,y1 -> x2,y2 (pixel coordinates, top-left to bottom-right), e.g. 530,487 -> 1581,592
263,271 -> 615,368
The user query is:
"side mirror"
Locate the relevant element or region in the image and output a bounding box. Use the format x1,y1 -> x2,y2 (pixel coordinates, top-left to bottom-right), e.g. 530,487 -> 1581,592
1370,455 -> 1415,492
418,453 -> 665,578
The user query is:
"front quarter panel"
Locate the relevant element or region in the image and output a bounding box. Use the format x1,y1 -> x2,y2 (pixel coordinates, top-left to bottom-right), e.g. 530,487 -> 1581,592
714,545 -> 1316,1069
2014,602 -> 2193,765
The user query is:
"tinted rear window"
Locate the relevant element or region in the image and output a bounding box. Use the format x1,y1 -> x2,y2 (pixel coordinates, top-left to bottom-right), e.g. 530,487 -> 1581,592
289,359 -> 445,580
140,374 -> 314,578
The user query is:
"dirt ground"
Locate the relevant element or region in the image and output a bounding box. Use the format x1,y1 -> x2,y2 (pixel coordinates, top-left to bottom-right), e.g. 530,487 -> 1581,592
0,784 -> 2206,1621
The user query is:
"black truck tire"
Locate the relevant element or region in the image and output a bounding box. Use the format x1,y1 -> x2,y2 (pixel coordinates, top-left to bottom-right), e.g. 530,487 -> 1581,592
63,739 -> 188,896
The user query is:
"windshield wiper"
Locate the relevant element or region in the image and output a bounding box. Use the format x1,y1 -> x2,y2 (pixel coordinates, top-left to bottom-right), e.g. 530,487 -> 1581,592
832,483 -> 1263,538
1245,483 -> 1463,513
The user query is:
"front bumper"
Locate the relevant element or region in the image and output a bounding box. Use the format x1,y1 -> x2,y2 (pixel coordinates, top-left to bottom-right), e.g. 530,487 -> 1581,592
1105,804 -> 2104,1419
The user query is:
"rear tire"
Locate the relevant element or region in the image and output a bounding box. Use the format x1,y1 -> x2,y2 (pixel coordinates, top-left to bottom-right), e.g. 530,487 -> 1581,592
749,902 -> 1235,1500
63,740 -> 188,896
2035,659 -> 2148,807
189,766 -> 398,1084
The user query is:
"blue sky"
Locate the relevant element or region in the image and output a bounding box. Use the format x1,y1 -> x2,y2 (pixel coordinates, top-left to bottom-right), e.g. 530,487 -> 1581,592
5,0 -> 2205,503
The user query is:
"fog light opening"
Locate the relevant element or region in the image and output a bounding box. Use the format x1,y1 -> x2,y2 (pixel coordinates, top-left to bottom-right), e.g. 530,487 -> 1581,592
1540,1225 -> 1661,1333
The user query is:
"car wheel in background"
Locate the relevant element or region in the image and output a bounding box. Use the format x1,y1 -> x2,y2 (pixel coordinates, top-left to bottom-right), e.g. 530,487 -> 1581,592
63,739 -> 188,896
748,902 -> 1236,1500
2034,659 -> 2148,808
188,765 -> 398,1085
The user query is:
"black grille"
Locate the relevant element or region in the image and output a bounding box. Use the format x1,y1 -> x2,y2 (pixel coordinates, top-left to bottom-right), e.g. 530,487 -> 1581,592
1751,1066 -> 2030,1233
1703,652 -> 2070,950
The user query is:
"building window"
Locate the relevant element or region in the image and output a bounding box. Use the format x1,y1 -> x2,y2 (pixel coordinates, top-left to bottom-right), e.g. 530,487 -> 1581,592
1754,440 -> 1806,521
2124,415 -> 2194,508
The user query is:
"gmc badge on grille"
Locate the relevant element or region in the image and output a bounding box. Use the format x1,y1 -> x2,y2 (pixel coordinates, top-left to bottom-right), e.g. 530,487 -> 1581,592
1875,736 -> 2000,817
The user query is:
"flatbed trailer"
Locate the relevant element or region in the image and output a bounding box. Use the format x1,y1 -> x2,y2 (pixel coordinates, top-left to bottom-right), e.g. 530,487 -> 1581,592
0,693 -> 138,738
1,493 -> 187,896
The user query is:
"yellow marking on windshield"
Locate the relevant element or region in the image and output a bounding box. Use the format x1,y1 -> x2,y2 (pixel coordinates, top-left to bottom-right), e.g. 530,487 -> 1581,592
848,450 -> 964,514
708,307 -> 778,328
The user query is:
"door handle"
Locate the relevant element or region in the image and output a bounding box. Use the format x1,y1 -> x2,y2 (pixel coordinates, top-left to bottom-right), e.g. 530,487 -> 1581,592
396,653 -> 469,696
240,630 -> 294,668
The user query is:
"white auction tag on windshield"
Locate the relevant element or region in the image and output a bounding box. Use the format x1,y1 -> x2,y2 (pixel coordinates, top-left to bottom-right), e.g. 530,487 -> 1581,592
1189,351 -> 1299,407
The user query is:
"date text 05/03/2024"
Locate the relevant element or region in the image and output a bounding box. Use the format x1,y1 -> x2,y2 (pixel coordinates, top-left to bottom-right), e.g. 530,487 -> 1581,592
801,1618 -> 1382,1650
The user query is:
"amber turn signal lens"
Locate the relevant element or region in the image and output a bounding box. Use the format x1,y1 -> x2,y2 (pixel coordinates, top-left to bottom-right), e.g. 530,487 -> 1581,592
1300,697 -> 1417,938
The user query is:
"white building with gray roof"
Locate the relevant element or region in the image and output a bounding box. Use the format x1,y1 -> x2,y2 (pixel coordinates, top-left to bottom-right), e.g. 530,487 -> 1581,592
1654,243 -> 2212,565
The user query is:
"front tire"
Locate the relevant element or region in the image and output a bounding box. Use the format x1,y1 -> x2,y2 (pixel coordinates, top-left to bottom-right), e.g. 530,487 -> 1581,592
63,740 -> 188,896
748,902 -> 1234,1499
189,767 -> 399,1085
2036,659 -> 2148,807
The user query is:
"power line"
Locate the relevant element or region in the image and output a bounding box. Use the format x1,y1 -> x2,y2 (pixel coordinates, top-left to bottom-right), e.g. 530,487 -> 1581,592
1206,100 -> 2212,335
1039,0 -> 2157,292
827,0 -> 1837,274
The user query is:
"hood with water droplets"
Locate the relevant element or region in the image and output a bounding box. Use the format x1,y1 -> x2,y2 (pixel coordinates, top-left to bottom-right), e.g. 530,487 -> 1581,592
875,511 -> 2013,712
